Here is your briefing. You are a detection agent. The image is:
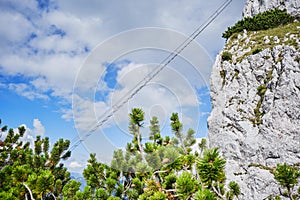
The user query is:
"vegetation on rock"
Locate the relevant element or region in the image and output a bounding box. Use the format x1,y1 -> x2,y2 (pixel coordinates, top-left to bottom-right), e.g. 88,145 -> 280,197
249,163 -> 300,200
0,111 -> 298,199
223,8 -> 295,39
221,51 -> 232,61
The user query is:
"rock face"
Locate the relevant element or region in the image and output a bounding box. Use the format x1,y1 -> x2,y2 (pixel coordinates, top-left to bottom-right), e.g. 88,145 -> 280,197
243,0 -> 300,18
208,16 -> 300,200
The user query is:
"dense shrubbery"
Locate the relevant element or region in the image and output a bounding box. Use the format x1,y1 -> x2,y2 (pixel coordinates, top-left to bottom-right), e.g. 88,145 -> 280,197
0,120 -> 71,199
87,108 -> 240,200
0,111 -> 241,200
222,8 -> 295,39
1,109 -> 299,199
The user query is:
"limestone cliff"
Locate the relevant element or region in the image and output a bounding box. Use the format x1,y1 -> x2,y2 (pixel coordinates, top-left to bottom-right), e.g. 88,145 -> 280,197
243,0 -> 300,18
208,6 -> 300,200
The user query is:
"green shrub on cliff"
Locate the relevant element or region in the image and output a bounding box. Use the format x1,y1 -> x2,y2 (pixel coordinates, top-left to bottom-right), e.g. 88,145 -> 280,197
223,8 -> 295,39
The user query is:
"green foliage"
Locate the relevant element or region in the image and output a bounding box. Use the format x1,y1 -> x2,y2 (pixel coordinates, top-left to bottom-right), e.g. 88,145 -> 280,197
176,171 -> 198,200
197,148 -> 226,186
227,181 -> 241,199
221,51 -> 232,61
257,84 -> 267,96
162,173 -> 177,189
76,109 -> 243,199
150,191 -> 167,200
274,163 -> 299,189
229,181 -> 240,196
0,120 -> 72,199
170,113 -> 197,154
223,8 -> 295,39
106,196 -> 121,200
219,70 -> 226,86
149,116 -> 161,141
250,83 -> 268,126
225,21 -> 300,64
62,179 -> 81,199
194,188 -> 217,200
140,179 -> 166,199
233,69 -> 239,79
95,188 -> 109,199
129,108 -> 147,163
130,108 -> 145,127
251,163 -> 300,200
0,110 -> 243,199
198,138 -> 207,156
252,48 -> 262,55
83,153 -> 105,189
273,163 -> 300,199
170,113 -> 183,137
36,170 -> 55,195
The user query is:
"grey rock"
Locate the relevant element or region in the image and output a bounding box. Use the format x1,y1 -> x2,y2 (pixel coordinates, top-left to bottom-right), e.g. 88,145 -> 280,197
264,36 -> 270,44
273,36 -> 280,43
208,33 -> 300,200
243,0 -> 300,18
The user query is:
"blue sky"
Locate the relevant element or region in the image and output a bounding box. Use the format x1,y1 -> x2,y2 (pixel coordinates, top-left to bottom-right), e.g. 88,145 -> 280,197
0,0 -> 246,172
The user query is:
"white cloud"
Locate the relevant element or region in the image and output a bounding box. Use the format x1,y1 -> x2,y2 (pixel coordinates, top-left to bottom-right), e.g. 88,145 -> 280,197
72,60 -> 202,137
0,11 -> 34,43
32,118 -> 45,136
61,108 -> 73,122
69,161 -> 84,169
20,119 -> 46,145
45,10 -> 104,47
23,119 -> 46,142
0,0 -> 249,171
0,0 -> 247,145
7,83 -> 49,100
72,94 -> 110,131
0,119 -> 46,148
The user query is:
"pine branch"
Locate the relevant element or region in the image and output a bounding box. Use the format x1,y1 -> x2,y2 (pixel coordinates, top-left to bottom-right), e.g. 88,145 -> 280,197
122,179 -> 132,197
152,170 -> 169,175
23,182 -> 35,200
211,181 -> 225,199
50,193 -> 57,200
163,189 -> 177,192
136,127 -> 146,163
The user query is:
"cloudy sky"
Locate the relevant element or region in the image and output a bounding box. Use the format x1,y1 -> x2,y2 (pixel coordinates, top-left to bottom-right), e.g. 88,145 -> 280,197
0,0 -> 246,172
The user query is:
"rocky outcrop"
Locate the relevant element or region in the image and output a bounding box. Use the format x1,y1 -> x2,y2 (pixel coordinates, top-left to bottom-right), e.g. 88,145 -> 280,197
208,20 -> 300,199
243,0 -> 300,18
